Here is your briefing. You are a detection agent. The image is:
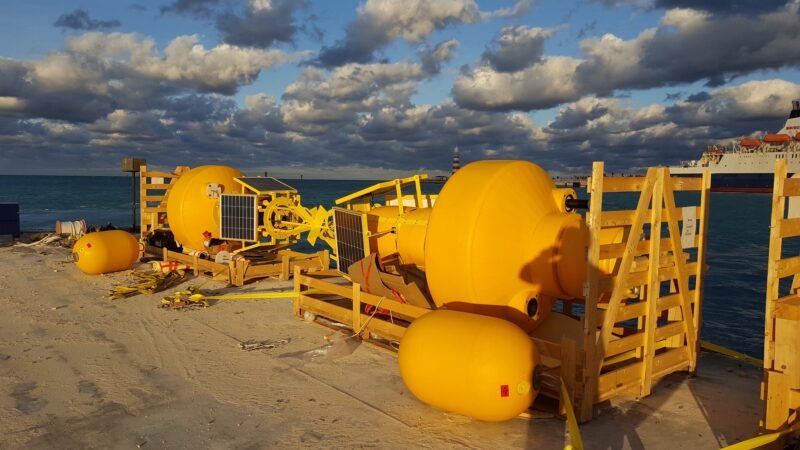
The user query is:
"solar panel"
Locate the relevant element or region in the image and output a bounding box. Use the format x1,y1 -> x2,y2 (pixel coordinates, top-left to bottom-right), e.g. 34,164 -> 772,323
333,208 -> 367,272
220,194 -> 258,242
237,177 -> 295,193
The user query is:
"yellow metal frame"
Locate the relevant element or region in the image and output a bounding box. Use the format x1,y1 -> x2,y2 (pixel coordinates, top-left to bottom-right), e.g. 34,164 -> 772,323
335,174 -> 430,213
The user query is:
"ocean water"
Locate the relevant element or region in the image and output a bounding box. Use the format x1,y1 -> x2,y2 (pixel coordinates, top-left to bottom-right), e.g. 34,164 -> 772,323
0,174 -> 787,358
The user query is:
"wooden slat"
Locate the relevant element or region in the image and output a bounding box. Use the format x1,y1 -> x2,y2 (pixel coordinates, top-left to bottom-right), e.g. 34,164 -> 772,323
641,169 -> 665,396
604,321 -> 684,358
596,347 -> 688,402
779,218 -> 800,239
670,177 -> 702,191
662,171 -> 698,369
598,262 -> 699,293
597,291 -> 694,324
599,236 -> 699,260
142,171 -> 178,178
142,195 -> 166,202
602,177 -> 646,192
766,159 -> 788,366
782,178 -> 800,197
600,207 -> 695,228
143,183 -> 172,190
142,206 -> 167,213
580,161 -> 605,423
776,256 -> 800,279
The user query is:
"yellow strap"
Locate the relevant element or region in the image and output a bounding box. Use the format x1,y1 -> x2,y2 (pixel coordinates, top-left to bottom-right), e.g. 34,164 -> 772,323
699,340 -> 762,367
721,421 -> 800,449
560,378 -> 584,450
203,289 -> 319,300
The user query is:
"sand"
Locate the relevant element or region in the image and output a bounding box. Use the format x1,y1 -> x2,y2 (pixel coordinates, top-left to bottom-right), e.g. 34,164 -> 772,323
0,242 -> 764,449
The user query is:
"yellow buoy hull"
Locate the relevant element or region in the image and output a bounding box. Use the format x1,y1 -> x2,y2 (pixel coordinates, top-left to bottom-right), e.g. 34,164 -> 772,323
72,230 -> 140,274
398,310 -> 540,422
166,165 -> 244,251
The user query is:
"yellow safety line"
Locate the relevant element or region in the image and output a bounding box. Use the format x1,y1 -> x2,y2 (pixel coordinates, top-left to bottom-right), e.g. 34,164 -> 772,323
201,289 -> 321,300
560,378 -> 584,450
721,421 -> 800,449
699,340 -> 763,367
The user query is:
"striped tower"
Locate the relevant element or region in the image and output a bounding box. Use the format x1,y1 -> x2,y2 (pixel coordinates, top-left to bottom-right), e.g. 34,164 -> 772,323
451,148 -> 461,176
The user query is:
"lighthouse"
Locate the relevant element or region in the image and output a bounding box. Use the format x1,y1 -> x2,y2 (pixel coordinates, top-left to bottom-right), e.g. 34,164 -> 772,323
451,148 -> 461,176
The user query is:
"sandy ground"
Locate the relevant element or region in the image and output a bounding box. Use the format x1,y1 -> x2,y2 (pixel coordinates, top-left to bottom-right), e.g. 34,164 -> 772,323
0,242 -> 764,450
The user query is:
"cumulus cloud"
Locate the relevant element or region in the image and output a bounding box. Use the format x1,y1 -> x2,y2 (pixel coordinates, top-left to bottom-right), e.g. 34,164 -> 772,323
418,39 -> 460,75
0,32 -> 297,125
160,0 -> 221,18
593,0 -> 788,13
455,7 -> 800,111
216,0 -> 305,48
54,9 -> 121,31
314,0 -> 529,67
481,26 -> 559,72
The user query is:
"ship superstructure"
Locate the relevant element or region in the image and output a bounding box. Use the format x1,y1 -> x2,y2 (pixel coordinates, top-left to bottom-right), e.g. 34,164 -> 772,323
670,100 -> 800,192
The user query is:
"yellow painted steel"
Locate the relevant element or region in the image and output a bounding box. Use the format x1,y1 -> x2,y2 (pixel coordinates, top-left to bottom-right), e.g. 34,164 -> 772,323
364,206 -> 403,258
423,160 -> 588,331
165,165 -> 244,251
72,230 -> 139,274
398,310 -> 541,422
395,207 -> 430,268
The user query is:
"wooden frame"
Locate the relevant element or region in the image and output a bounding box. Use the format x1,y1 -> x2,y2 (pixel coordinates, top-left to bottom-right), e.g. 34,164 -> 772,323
291,161 -> 711,423
139,165 -> 330,286
575,162 -> 710,421
763,158 -> 800,431
139,165 -> 187,239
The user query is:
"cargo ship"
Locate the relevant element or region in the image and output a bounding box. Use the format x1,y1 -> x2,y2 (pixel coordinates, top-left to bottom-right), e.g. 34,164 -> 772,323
669,100 -> 800,192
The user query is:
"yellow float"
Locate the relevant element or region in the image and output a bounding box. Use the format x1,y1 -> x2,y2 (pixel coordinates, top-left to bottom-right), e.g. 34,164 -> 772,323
165,165 -> 244,251
72,230 -> 140,274
398,310 -> 541,422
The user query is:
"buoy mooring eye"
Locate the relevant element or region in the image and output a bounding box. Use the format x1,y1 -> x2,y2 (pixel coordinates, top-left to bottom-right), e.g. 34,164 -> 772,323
533,364 -> 544,391
527,297 -> 539,318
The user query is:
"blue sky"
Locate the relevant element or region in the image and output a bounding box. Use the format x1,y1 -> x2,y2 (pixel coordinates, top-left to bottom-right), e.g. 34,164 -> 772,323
1,0 -> 799,177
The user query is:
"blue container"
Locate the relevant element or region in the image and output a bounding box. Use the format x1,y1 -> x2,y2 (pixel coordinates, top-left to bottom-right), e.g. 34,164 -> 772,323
0,203 -> 20,237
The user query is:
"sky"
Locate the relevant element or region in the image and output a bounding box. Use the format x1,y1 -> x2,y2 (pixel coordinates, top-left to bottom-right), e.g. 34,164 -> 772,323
1,0 -> 800,178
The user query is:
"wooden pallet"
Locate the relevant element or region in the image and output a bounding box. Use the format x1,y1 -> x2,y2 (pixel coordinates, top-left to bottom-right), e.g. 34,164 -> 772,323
763,158 -> 800,431
154,246 -> 330,286
139,165 -> 187,238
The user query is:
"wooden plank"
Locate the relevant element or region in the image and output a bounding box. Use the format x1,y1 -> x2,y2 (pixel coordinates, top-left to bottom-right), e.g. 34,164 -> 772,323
670,177 -> 703,191
596,292 -> 693,327
662,171 -> 698,369
599,236 -> 698,260
603,177 -> 646,192
779,218 -> 800,239
142,195 -> 166,202
600,207 -> 696,228
293,266 -> 302,317
559,339 -> 577,417
600,169 -> 656,351
641,168 -> 664,396
782,177 -> 800,197
692,170 -> 711,358
144,183 -> 172,190
581,161 -> 605,423
352,282 -> 362,336
766,159 -> 788,367
142,171 -> 177,178
776,256 -> 800,279
604,321 -> 684,358
597,347 -> 688,402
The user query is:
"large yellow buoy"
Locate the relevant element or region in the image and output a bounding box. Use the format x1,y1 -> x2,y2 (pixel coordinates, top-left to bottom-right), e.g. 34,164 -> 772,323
166,165 -> 244,251
422,160 -> 589,331
72,230 -> 140,274
398,310 -> 541,422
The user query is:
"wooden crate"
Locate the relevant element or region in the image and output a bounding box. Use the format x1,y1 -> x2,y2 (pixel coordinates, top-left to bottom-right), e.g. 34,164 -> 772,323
139,164 -> 187,238
763,158 -> 800,431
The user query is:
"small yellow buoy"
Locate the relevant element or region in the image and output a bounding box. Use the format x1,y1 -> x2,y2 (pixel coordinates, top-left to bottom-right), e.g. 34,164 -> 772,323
72,230 -> 140,274
398,310 -> 541,421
